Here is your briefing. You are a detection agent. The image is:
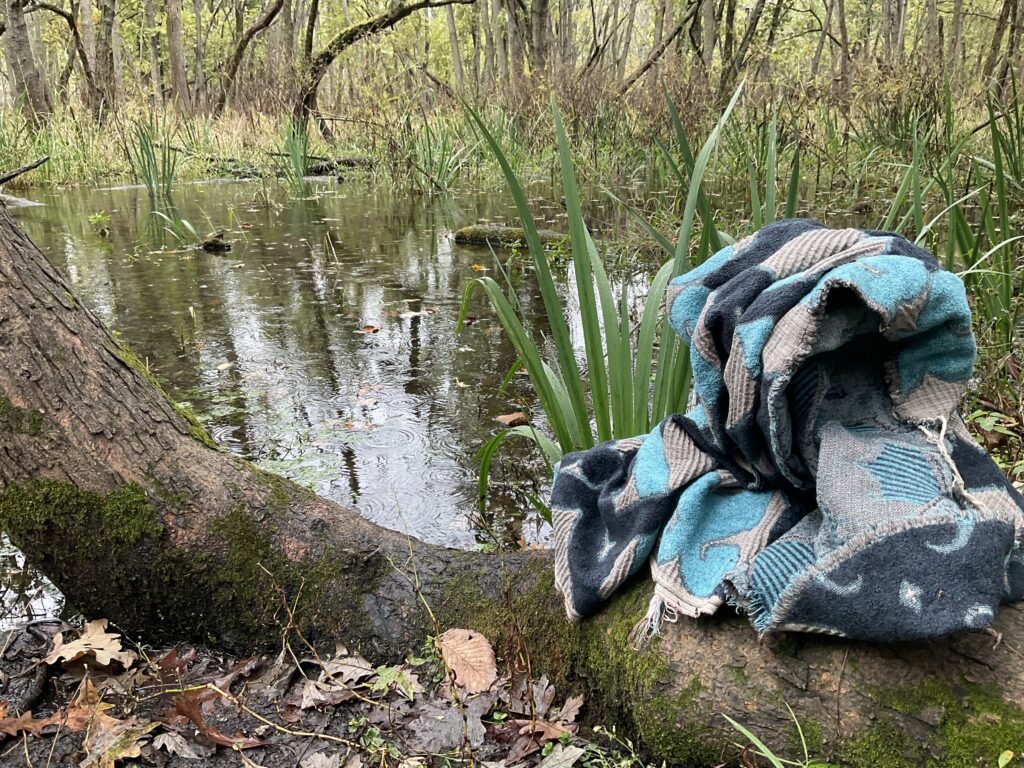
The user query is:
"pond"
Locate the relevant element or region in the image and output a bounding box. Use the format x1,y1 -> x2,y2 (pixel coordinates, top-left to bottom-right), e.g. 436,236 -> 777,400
9,177 -> 609,556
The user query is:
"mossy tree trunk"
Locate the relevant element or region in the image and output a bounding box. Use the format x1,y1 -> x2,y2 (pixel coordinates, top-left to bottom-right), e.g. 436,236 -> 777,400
1,203 -> 1023,767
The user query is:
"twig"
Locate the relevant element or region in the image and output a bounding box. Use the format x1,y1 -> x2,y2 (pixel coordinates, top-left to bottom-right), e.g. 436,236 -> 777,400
0,157 -> 49,187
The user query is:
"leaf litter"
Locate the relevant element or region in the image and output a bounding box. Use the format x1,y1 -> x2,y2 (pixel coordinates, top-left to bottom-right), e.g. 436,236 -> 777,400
0,620 -> 651,768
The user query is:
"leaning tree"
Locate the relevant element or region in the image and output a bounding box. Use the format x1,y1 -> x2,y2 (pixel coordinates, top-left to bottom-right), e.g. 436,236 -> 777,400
0,202 -> 1022,766
292,0 -> 474,130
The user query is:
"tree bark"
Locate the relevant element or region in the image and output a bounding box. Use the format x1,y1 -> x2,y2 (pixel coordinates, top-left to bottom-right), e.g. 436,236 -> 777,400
3,0 -> 52,121
144,0 -> 160,106
446,3 -> 465,89
810,0 -> 832,77
3,204 -> 1024,768
93,0 -> 114,108
165,0 -> 192,112
529,0 -> 550,72
191,0 -> 207,113
984,0 -> 1015,79
26,0 -> 101,116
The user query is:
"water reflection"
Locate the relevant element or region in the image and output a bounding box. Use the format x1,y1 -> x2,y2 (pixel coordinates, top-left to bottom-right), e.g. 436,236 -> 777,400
13,180 -> 583,549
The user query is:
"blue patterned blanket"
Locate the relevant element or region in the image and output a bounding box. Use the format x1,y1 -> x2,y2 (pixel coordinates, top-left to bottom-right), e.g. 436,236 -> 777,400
551,220 -> 1024,641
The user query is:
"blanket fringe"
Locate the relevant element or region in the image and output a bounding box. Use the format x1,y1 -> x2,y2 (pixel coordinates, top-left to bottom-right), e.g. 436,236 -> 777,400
628,595 -> 679,649
919,416 -> 989,512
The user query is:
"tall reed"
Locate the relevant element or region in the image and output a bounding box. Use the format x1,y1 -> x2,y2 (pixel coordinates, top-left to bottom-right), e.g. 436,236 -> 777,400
461,85 -> 748,519
127,114 -> 178,199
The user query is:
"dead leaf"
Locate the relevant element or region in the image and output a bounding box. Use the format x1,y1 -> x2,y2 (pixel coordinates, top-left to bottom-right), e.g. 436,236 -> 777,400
301,752 -> 342,768
438,629 -> 497,694
537,745 -> 585,768
152,731 -> 214,759
470,264 -> 486,271
156,647 -> 197,684
512,718 -> 573,741
494,412 -> 529,427
0,702 -> 50,737
44,619 -> 136,669
300,678 -> 356,710
320,654 -> 375,685
357,325 -> 380,334
81,717 -> 158,768
556,694 -> 584,724
174,694 -> 267,750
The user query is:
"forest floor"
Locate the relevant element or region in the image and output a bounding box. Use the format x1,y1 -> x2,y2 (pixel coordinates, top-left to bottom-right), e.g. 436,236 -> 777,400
0,618 -> 665,768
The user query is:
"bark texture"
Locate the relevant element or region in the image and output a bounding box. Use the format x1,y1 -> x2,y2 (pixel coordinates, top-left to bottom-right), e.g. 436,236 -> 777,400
1,205 -> 1024,767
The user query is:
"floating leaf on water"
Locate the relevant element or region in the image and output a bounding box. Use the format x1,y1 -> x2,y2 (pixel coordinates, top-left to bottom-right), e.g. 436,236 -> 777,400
494,412 -> 529,427
470,264 -> 487,271
438,629 -> 497,693
216,362 -> 232,371
357,325 -> 380,334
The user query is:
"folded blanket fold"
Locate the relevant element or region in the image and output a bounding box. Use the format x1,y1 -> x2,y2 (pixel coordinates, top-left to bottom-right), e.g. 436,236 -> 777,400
550,219 -> 1024,641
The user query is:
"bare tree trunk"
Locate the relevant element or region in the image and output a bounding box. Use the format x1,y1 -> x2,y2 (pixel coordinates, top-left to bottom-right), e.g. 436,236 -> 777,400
529,0 -> 550,72
493,0 -> 507,82
112,2 -> 123,98
835,0 -> 849,94
28,0 -> 101,116
144,0 -> 160,105
722,0 -> 736,65
700,0 -> 714,68
948,0 -> 964,69
719,0 -> 766,92
984,0 -> 1015,79
80,0 -> 93,64
894,0 -> 907,63
166,0 -> 192,112
3,191 -> 1024,768
469,1 -> 480,88
481,0 -> 494,84
192,0 -> 207,112
810,0 -> 833,77
997,0 -> 1023,92
93,0 -> 113,108
214,0 -> 284,114
615,0 -> 636,81
446,3 -> 464,88
505,0 -> 525,84
3,0 -> 52,120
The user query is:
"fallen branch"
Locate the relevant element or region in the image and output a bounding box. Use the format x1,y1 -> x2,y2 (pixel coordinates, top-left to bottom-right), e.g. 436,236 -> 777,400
0,157 -> 50,186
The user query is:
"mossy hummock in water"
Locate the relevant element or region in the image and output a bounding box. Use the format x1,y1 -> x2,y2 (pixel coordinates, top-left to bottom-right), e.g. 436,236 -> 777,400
453,224 -> 568,250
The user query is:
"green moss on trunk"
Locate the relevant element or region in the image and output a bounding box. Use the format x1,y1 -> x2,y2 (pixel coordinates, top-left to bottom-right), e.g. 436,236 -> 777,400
0,477 -> 385,650
0,394 -> 45,435
108,341 -> 218,449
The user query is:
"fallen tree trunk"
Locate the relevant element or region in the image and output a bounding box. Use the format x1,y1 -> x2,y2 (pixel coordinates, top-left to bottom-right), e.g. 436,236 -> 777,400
1,202 -> 1023,766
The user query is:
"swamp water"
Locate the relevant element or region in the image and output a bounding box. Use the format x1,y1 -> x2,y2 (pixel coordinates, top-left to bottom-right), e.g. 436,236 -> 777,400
6,177 -> 633,625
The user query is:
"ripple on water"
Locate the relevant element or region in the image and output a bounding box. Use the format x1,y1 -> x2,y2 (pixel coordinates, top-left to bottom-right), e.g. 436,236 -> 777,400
361,420 -> 426,451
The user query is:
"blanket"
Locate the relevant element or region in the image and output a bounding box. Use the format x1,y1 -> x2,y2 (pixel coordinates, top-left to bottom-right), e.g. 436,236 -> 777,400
550,219 -> 1024,642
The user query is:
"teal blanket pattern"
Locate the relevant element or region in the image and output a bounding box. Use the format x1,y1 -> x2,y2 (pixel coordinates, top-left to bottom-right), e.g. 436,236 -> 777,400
550,220 -> 1024,641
